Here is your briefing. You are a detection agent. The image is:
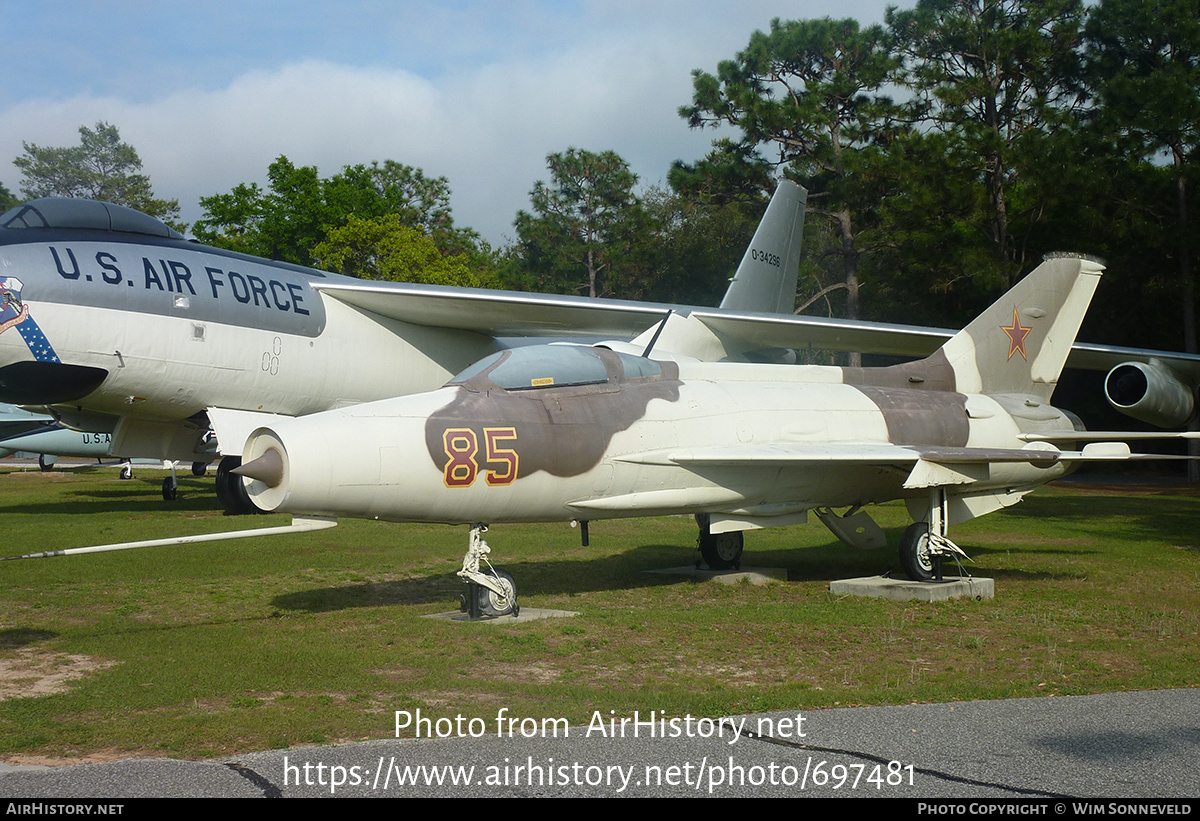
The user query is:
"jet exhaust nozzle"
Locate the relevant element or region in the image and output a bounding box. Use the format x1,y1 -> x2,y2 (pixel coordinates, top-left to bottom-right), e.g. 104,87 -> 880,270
1104,361 -> 1195,428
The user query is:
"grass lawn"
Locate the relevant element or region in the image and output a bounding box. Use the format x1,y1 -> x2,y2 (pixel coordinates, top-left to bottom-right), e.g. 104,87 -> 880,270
0,464 -> 1196,762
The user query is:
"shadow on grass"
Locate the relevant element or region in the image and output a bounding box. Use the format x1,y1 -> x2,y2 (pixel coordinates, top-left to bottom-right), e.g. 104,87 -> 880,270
271,543 -> 699,612
0,480 -> 219,516
267,519 -> 1122,616
269,539 -> 917,614
0,628 -> 58,649
1002,491 -> 1199,545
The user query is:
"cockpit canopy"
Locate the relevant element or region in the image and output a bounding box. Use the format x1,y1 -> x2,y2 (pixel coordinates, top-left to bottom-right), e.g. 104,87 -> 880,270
0,198 -> 183,239
448,344 -> 662,391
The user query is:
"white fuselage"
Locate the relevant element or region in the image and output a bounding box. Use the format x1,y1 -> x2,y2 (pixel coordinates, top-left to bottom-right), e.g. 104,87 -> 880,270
236,357 -> 1077,526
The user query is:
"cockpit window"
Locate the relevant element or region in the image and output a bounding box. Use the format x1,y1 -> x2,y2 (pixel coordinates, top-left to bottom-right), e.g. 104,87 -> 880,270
0,198 -> 183,239
449,345 -> 611,390
447,351 -> 506,385
489,346 -> 610,390
447,345 -> 668,391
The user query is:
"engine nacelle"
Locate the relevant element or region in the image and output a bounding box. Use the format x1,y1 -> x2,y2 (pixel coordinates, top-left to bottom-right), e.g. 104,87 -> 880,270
1104,360 -> 1195,428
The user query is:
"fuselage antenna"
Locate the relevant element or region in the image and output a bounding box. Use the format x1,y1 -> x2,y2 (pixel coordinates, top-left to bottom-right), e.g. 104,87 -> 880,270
640,309 -> 673,359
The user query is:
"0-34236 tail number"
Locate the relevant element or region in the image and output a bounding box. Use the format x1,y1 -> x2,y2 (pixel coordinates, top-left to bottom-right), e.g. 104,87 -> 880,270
750,248 -> 780,267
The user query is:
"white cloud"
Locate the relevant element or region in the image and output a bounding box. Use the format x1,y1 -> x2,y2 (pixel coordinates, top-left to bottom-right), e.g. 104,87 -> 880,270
0,0 -> 895,244
0,52 -> 711,245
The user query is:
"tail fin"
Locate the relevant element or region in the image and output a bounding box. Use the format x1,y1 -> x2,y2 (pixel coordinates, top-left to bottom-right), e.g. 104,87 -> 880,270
719,181 -> 807,314
940,255 -> 1104,400
624,180 -> 806,361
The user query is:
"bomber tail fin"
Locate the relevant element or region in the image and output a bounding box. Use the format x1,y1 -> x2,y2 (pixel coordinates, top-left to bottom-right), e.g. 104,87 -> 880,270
625,180 -> 805,362
940,255 -> 1104,400
719,181 -> 807,315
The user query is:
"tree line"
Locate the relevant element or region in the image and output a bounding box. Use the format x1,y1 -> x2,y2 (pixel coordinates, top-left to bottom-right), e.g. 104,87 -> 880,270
4,0 -> 1197,356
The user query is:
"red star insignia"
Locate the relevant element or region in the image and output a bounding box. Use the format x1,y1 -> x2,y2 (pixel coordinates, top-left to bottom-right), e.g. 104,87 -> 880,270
1001,308 -> 1031,361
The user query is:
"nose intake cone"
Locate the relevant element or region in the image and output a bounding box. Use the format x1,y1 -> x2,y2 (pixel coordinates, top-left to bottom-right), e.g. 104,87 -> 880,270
233,448 -> 285,488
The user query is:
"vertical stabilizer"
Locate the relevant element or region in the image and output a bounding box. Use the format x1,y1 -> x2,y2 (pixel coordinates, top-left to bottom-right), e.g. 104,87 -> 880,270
719,181 -> 807,315
940,255 -> 1104,400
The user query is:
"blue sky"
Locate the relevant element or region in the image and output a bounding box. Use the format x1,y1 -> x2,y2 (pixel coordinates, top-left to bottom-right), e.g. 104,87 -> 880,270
2,1 -> 896,244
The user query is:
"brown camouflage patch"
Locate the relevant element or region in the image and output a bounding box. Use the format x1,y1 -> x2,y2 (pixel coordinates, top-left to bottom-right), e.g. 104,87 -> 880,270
854,386 -> 970,447
425,349 -> 681,479
841,349 -> 957,392
844,350 -> 969,446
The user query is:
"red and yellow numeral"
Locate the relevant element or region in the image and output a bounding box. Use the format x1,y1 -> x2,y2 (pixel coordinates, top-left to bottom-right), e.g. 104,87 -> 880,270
484,427 -> 518,486
443,428 -> 479,487
442,427 -> 520,487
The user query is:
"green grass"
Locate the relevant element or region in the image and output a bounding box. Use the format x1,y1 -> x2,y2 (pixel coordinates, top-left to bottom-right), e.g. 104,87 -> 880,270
0,464 -> 1197,762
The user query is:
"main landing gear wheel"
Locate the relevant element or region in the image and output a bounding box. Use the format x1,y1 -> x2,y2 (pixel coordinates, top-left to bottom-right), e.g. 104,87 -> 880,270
903,488 -> 972,582
473,568 -> 519,618
119,462 -> 133,480
900,522 -> 934,582
162,477 -> 178,501
699,530 -> 744,570
37,454 -> 52,472
191,461 -> 207,477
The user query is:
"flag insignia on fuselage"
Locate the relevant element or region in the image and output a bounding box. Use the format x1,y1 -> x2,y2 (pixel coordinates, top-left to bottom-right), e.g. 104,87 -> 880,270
0,277 -> 60,363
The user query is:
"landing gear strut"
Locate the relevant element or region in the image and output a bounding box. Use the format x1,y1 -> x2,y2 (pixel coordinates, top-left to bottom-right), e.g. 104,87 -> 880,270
900,488 -> 971,581
458,525 -> 519,619
162,462 -> 178,501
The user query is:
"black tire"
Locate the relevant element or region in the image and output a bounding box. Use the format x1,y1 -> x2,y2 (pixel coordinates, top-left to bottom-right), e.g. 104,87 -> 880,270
119,462 -> 133,480
162,477 -> 178,501
900,522 -> 935,582
37,454 -> 52,472
191,461 -> 207,477
215,455 -> 257,515
699,530 -> 744,570
473,568 -> 518,617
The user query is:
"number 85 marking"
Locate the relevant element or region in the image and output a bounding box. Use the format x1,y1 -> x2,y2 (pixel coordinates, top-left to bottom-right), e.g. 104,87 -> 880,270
442,427 -> 519,487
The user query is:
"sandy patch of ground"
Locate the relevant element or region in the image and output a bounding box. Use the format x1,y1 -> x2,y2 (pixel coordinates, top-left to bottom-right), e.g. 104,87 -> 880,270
0,647 -> 116,701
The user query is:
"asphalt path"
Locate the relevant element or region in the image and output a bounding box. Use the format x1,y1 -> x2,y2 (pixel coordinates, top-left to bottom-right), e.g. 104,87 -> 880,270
1,688 -> 1196,798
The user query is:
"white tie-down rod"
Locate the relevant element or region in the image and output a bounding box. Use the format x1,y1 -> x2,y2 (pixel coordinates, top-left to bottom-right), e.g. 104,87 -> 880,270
1,516 -> 337,561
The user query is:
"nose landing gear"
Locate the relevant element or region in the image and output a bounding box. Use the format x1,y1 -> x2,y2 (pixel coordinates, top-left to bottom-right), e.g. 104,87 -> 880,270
458,524 -> 520,619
